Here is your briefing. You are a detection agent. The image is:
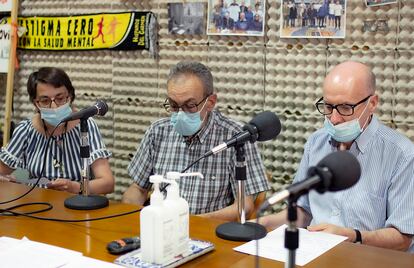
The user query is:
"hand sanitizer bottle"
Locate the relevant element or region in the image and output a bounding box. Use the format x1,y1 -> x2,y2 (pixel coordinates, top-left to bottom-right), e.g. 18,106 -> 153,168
164,171 -> 203,257
140,175 -> 175,265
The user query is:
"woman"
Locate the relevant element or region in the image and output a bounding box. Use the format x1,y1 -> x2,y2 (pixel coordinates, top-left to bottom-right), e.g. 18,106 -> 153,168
0,67 -> 114,194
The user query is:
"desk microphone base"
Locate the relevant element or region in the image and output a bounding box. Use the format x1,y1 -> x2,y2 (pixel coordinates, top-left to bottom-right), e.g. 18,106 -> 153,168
216,222 -> 267,241
64,195 -> 109,210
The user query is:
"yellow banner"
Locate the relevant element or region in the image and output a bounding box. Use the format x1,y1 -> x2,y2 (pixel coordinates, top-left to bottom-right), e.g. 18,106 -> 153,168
1,12 -> 155,51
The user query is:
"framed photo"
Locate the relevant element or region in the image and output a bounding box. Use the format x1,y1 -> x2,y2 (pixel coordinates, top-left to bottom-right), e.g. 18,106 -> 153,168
365,0 -> 397,7
168,2 -> 206,35
0,0 -> 12,12
207,0 -> 266,36
280,0 -> 346,39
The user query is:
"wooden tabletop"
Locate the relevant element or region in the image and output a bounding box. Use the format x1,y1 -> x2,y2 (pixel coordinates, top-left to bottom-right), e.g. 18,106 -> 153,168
1,181 -> 413,267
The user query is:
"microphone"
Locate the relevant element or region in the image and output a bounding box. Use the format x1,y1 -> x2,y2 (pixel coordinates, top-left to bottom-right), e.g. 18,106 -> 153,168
60,100 -> 108,123
203,111 -> 281,158
260,151 -> 361,211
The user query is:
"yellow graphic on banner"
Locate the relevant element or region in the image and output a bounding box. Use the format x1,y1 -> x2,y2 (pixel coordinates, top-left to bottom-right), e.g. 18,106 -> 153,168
10,13 -> 134,50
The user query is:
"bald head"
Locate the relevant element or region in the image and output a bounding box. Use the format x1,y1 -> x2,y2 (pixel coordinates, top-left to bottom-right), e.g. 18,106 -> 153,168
322,61 -> 379,127
324,61 -> 376,97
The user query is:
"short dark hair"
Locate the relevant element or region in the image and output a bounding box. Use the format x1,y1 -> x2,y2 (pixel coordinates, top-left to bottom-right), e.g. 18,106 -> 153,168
27,67 -> 75,102
167,61 -> 214,96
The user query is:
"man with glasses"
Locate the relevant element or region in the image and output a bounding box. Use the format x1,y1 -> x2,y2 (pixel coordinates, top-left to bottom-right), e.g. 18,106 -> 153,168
123,61 -> 270,221
258,61 -> 414,251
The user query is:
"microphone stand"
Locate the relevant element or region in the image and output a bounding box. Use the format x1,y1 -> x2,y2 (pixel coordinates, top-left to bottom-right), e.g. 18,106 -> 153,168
215,144 -> 267,241
284,197 -> 299,268
64,119 -> 109,210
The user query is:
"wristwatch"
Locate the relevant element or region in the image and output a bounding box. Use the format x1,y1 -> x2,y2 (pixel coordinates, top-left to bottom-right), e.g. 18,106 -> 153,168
354,229 -> 362,244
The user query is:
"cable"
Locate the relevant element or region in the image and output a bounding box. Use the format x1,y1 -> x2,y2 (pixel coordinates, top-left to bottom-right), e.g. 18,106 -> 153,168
0,202 -> 53,216
0,205 -> 141,222
0,122 -> 58,205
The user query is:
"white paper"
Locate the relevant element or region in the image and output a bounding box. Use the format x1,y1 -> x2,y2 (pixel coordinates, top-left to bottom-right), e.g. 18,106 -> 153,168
62,256 -> 123,268
0,237 -> 82,268
234,224 -> 347,266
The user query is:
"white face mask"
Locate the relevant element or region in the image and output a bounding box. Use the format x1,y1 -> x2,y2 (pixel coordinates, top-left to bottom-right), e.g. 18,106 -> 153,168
324,97 -> 371,143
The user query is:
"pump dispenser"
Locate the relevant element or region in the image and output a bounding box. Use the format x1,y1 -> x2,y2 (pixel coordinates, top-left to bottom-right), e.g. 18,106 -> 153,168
164,172 -> 189,256
164,172 -> 204,256
140,175 -> 175,264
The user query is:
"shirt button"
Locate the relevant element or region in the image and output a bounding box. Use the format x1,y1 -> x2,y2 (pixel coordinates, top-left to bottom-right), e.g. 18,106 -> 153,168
211,176 -> 216,180
332,210 -> 340,216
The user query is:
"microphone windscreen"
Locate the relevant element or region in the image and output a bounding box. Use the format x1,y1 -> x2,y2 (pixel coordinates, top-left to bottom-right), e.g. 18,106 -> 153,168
249,111 -> 281,141
96,100 -> 109,116
317,151 -> 361,191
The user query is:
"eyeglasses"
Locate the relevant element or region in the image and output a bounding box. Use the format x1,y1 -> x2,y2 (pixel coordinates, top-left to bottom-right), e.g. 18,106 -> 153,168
35,94 -> 69,108
315,95 -> 372,116
163,95 -> 210,113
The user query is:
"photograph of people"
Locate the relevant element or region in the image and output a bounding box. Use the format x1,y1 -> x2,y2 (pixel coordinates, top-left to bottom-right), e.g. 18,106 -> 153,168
207,0 -> 265,36
280,0 -> 346,39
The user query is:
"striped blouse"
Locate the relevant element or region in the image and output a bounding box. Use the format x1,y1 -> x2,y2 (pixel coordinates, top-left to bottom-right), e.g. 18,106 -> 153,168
0,118 -> 111,182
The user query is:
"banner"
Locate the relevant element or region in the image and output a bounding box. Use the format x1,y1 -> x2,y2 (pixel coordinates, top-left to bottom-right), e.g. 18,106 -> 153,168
0,24 -> 10,73
0,12 -> 156,53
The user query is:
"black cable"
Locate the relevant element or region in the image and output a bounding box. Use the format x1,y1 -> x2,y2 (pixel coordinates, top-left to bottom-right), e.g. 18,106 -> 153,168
158,153 -> 207,194
0,202 -> 53,216
0,122 -> 58,205
0,205 -> 141,222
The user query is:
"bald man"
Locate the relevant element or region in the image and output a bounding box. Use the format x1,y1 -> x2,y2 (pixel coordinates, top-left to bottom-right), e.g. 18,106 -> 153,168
259,61 -> 414,252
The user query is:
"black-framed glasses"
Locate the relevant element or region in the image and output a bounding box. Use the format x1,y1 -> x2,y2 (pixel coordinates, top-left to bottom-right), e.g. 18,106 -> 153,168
163,95 -> 210,113
35,94 -> 69,108
315,95 -> 372,116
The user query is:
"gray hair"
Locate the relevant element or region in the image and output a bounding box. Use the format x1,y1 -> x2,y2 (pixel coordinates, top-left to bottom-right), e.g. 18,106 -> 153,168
167,61 -> 214,96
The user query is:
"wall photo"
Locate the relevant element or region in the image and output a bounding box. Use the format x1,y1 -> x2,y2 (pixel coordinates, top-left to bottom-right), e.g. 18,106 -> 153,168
168,2 -> 206,35
280,0 -> 346,39
207,0 -> 265,36
365,0 -> 397,7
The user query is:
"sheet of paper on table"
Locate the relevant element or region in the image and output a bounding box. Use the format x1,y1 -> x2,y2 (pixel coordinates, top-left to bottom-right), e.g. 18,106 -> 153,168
233,224 -> 347,266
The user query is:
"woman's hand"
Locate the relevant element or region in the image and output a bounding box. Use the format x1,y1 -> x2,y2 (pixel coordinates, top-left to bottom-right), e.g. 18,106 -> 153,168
47,178 -> 80,194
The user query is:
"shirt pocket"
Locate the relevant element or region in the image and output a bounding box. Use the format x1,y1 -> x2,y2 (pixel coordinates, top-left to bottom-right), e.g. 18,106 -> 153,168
342,190 -> 386,230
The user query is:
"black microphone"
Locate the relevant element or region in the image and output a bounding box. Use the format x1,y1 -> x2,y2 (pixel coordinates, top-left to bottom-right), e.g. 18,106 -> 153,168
260,151 -> 361,211
203,111 -> 281,158
60,100 -> 108,123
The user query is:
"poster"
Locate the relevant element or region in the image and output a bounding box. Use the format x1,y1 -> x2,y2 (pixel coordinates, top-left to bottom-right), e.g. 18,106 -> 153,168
207,0 -> 265,36
280,0 -> 346,39
0,24 -> 10,73
0,12 -> 156,52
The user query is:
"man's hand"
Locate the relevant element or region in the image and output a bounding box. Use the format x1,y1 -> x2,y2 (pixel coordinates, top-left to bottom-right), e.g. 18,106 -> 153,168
307,223 -> 356,242
47,179 -> 80,194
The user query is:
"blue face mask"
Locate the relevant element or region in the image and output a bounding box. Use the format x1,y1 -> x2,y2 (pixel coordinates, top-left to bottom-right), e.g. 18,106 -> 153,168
170,98 -> 208,136
39,103 -> 72,127
323,99 -> 370,143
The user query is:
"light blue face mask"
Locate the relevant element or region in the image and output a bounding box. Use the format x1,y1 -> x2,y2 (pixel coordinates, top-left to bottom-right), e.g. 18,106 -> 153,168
323,99 -> 371,143
170,98 -> 208,136
39,103 -> 72,127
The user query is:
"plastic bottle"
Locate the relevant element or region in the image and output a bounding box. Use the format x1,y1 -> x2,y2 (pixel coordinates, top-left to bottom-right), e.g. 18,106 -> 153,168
140,175 -> 175,264
164,172 -> 190,257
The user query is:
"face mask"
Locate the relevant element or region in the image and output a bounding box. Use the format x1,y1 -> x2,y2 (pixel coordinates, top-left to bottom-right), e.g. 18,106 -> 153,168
170,98 -> 208,136
39,103 -> 72,127
323,98 -> 371,143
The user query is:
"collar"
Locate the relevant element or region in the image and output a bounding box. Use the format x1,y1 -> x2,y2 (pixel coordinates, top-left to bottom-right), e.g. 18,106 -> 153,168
328,115 -> 379,154
353,114 -> 379,154
183,110 -> 216,145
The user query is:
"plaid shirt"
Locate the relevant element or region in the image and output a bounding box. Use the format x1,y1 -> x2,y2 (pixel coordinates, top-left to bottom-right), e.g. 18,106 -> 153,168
128,110 -> 270,214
